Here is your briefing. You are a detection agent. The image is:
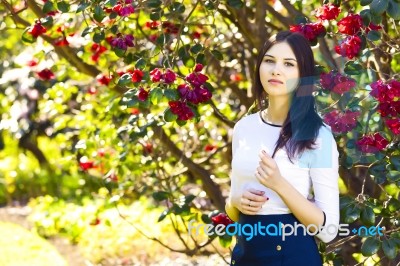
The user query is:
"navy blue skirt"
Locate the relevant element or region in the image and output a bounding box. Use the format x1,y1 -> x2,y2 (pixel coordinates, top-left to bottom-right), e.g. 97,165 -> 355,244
230,213 -> 323,266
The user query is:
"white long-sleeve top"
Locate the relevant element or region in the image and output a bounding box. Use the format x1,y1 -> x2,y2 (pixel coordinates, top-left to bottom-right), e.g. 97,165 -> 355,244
228,111 -> 340,243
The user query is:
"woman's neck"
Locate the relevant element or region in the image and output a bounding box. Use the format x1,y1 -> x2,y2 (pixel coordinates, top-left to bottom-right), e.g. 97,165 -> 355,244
264,98 -> 290,125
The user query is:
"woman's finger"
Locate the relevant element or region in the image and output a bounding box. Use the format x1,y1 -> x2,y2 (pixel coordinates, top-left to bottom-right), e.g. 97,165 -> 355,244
243,190 -> 268,203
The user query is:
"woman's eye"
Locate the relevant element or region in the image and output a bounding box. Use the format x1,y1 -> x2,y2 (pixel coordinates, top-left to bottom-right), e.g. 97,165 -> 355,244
264,59 -> 274,63
285,62 -> 294,67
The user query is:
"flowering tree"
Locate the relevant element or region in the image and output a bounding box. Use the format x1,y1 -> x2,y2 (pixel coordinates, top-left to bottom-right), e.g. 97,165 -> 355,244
0,0 -> 399,264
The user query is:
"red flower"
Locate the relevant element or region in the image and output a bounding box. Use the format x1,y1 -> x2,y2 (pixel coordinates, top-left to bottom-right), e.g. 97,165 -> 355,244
37,69 -> 55,80
168,101 -> 194,121
191,31 -> 201,39
315,4 -> 340,20
356,132 -> 389,153
323,110 -> 359,134
335,35 -> 362,59
162,22 -> 179,34
230,73 -> 243,82
97,74 -> 112,86
365,23 -> 382,33
378,102 -> 400,117
145,21 -> 160,29
289,22 -> 326,42
385,118 -> 400,135
337,14 -> 363,35
28,22 -> 47,38
88,87 -> 97,95
79,156 -> 96,171
54,37 -> 69,46
370,79 -> 400,104
143,142 -> 153,154
150,68 -> 162,82
130,69 -> 144,83
194,63 -> 203,72
320,71 -> 356,94
211,213 -> 233,227
130,107 -> 140,115
26,59 -> 38,67
138,88 -> 149,101
90,218 -> 101,226
204,144 -> 218,152
163,69 -> 176,84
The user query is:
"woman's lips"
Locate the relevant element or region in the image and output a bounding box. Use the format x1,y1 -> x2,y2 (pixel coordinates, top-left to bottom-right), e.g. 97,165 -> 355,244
268,79 -> 283,84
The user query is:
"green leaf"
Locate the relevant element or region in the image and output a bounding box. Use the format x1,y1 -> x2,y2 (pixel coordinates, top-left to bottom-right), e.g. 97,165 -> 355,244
361,0 -> 373,5
156,34 -> 166,45
57,1 -> 70,12
148,0 -> 162,8
150,12 -> 161,21
361,237 -> 381,256
219,233 -> 233,247
158,210 -> 169,222
387,0 -> 400,19
94,5 -> 105,23
360,9 -> 372,26
163,108 -> 178,122
227,0 -> 244,9
370,0 -> 389,15
360,206 -> 375,226
294,15 -> 308,24
183,56 -> 195,68
81,26 -> 95,37
211,50 -> 223,60
344,204 -> 361,223
126,98 -> 139,107
367,30 -> 381,41
118,74 -> 132,86
135,58 -> 146,69
387,170 -> 400,181
382,239 -> 397,259
190,43 -> 203,54
76,2 -> 90,13
164,89 -> 180,101
150,88 -> 163,105
169,2 -> 185,13
43,1 -> 55,13
152,191 -> 170,201
196,53 -> 205,65
371,13 -> 383,24
344,61 -> 363,75
185,194 -> 196,204
390,156 -> 400,169
21,28 -> 36,44
93,31 -> 105,43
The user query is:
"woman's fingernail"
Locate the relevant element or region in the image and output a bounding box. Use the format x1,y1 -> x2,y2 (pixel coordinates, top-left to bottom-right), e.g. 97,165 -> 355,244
259,191 -> 265,195
262,150 -> 267,154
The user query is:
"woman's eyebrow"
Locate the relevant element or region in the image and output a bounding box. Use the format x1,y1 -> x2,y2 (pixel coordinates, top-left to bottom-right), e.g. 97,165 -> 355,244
264,54 -> 297,61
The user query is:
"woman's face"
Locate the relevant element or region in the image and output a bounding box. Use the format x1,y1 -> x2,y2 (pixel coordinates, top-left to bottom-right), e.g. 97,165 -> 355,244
259,42 -> 300,97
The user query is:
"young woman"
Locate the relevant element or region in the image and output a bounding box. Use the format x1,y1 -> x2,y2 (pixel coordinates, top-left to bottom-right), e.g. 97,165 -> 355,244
225,31 -> 340,265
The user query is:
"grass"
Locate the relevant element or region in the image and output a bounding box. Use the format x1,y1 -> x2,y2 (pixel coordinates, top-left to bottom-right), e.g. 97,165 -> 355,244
0,222 -> 67,266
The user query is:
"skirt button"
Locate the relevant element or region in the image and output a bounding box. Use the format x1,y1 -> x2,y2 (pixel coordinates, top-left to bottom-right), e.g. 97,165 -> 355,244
232,260 -> 236,264
276,245 -> 282,251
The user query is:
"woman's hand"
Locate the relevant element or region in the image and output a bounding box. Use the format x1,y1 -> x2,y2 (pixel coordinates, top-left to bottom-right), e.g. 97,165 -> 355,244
255,150 -> 286,192
240,188 -> 269,215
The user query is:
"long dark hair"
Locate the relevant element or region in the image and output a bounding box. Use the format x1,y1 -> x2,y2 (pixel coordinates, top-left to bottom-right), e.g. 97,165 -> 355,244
253,31 -> 324,161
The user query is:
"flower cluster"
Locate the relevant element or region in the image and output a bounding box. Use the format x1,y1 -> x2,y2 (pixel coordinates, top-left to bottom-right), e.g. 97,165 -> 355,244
323,110 -> 359,134
356,132 -> 389,153
211,213 -> 234,227
97,74 -> 113,86
162,22 -> 179,34
335,35 -> 362,59
370,79 -> 400,135
315,3 -> 340,20
337,14 -> 363,35
168,101 -> 195,121
90,43 -> 107,62
110,34 -> 134,50
107,0 -> 135,17
320,70 -> 356,94
289,22 -> 325,43
150,68 -> 177,84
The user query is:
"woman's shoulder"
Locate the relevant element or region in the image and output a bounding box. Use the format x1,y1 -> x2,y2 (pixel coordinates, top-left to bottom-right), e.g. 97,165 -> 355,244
234,112 -> 260,130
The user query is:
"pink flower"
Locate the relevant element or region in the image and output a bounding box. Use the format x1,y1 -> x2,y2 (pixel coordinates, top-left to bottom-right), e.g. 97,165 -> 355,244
138,88 -> 149,101
323,110 -> 359,134
168,101 -> 194,121
356,132 -> 389,153
289,22 -> 326,42
110,34 -> 134,50
194,63 -> 203,72
335,35 -> 362,59
145,21 -> 160,29
320,71 -> 356,94
385,118 -> 400,135
97,74 -> 112,86
337,14 -> 363,35
163,69 -> 177,84
315,4 -> 340,20
365,23 -> 382,33
150,68 -> 162,82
